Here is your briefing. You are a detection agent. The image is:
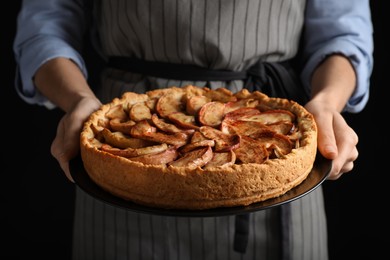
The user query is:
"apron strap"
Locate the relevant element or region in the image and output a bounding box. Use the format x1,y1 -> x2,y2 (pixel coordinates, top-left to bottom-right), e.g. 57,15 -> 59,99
246,60 -> 308,105
108,56 -> 308,104
108,56 -> 247,81
233,214 -> 250,253
107,56 -> 308,258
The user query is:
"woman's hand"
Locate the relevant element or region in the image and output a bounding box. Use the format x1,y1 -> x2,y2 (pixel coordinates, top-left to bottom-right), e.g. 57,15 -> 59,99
305,99 -> 359,180
307,54 -> 359,180
34,57 -> 102,182
50,96 -> 102,182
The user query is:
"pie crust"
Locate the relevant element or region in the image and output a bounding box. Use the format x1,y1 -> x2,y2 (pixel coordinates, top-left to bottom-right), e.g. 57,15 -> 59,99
80,85 -> 317,210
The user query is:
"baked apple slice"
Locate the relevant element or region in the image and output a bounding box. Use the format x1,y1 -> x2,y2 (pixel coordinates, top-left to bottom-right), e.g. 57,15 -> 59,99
130,120 -> 188,146
169,146 -> 213,169
199,126 -> 240,152
266,121 -> 294,135
185,95 -> 211,115
127,147 -> 179,165
180,139 -> 215,154
204,88 -> 237,103
105,104 -> 128,120
198,101 -> 226,127
203,150 -> 236,169
167,112 -> 199,129
241,109 -> 295,124
109,118 -> 136,133
156,91 -> 185,117
130,120 -> 157,136
223,107 -> 261,122
221,120 -> 274,138
255,132 -> 293,156
151,113 -> 184,133
224,98 -> 259,114
234,136 -> 269,164
100,143 -> 168,158
191,131 -> 209,142
138,131 -> 189,147
129,102 -> 152,122
101,128 -> 156,149
121,92 -> 149,107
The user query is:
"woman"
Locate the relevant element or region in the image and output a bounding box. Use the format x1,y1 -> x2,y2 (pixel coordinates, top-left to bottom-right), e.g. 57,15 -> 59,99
13,0 -> 373,259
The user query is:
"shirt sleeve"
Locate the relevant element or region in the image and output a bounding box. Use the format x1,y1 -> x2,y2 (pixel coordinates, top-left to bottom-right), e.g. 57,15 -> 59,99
13,0 -> 89,109
301,0 -> 374,113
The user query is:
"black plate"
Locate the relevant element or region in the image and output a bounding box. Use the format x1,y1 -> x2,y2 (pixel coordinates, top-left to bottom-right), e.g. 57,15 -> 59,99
70,154 -> 331,217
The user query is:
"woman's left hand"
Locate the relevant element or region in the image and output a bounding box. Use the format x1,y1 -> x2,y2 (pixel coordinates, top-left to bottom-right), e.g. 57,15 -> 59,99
305,99 -> 359,180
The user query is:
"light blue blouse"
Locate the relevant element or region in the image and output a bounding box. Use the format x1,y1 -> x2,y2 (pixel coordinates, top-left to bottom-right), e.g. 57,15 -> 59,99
13,0 -> 373,113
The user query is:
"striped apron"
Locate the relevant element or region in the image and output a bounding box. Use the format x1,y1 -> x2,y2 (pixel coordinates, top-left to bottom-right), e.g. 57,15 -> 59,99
72,1 -> 328,259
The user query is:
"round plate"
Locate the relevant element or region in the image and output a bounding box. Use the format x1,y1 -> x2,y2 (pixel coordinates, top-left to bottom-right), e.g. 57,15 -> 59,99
70,154 -> 331,217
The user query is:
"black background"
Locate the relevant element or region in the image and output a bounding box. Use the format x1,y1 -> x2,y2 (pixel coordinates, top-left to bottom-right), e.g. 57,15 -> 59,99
2,1 -> 388,259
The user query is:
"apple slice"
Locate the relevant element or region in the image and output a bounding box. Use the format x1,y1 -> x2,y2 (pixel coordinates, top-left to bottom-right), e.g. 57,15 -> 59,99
151,113 -> 183,133
90,124 -> 105,142
190,131 -> 208,142
156,91 -> 185,117
130,120 -> 157,137
199,126 -> 240,152
223,107 -> 261,122
121,92 -> 149,108
224,98 -> 259,114
169,146 -> 213,169
167,112 -> 199,129
186,95 -> 211,115
241,109 -> 295,124
131,121 -> 190,147
204,88 -> 237,103
105,104 -> 128,120
109,118 -> 136,133
198,101 -> 226,127
145,98 -> 158,111
129,102 -> 152,122
127,147 -> 179,165
234,136 -> 269,164
255,131 -> 293,156
221,120 -> 274,138
203,150 -> 236,169
101,128 -> 155,149
100,143 -> 168,158
180,139 -> 215,154
266,121 -> 294,135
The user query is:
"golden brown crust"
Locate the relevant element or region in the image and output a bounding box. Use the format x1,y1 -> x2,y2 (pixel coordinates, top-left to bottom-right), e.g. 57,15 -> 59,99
80,85 -> 317,210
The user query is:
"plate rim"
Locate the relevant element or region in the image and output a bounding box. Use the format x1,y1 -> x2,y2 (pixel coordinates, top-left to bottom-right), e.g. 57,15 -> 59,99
70,153 -> 331,217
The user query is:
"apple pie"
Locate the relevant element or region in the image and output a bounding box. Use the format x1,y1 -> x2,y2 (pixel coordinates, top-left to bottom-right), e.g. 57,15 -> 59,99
80,85 -> 318,210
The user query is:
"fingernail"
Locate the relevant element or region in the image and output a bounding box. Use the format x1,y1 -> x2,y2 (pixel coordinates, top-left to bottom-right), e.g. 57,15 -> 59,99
324,145 -> 336,155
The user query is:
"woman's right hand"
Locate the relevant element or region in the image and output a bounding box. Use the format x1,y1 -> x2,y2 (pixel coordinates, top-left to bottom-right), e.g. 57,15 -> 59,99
33,57 -> 102,182
51,96 -> 102,182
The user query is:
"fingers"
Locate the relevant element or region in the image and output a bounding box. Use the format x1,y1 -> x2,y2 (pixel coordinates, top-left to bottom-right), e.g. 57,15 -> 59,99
314,113 -> 338,160
326,121 -> 359,180
309,102 -> 358,180
318,112 -> 359,180
50,97 -> 102,182
327,145 -> 358,180
51,115 -> 79,183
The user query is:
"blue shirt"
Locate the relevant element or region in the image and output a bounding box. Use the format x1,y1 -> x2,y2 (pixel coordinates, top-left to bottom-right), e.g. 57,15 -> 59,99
13,0 -> 373,113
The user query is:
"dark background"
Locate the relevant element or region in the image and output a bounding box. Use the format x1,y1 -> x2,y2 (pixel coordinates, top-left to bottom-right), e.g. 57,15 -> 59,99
2,1 -> 388,259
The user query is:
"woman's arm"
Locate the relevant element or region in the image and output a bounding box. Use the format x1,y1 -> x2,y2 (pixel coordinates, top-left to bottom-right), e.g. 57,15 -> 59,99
305,54 -> 359,180
14,0 -> 99,181
300,0 -> 373,180
302,0 -> 374,113
13,0 -> 89,108
33,58 -> 98,113
34,57 -> 101,181
310,55 -> 356,112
